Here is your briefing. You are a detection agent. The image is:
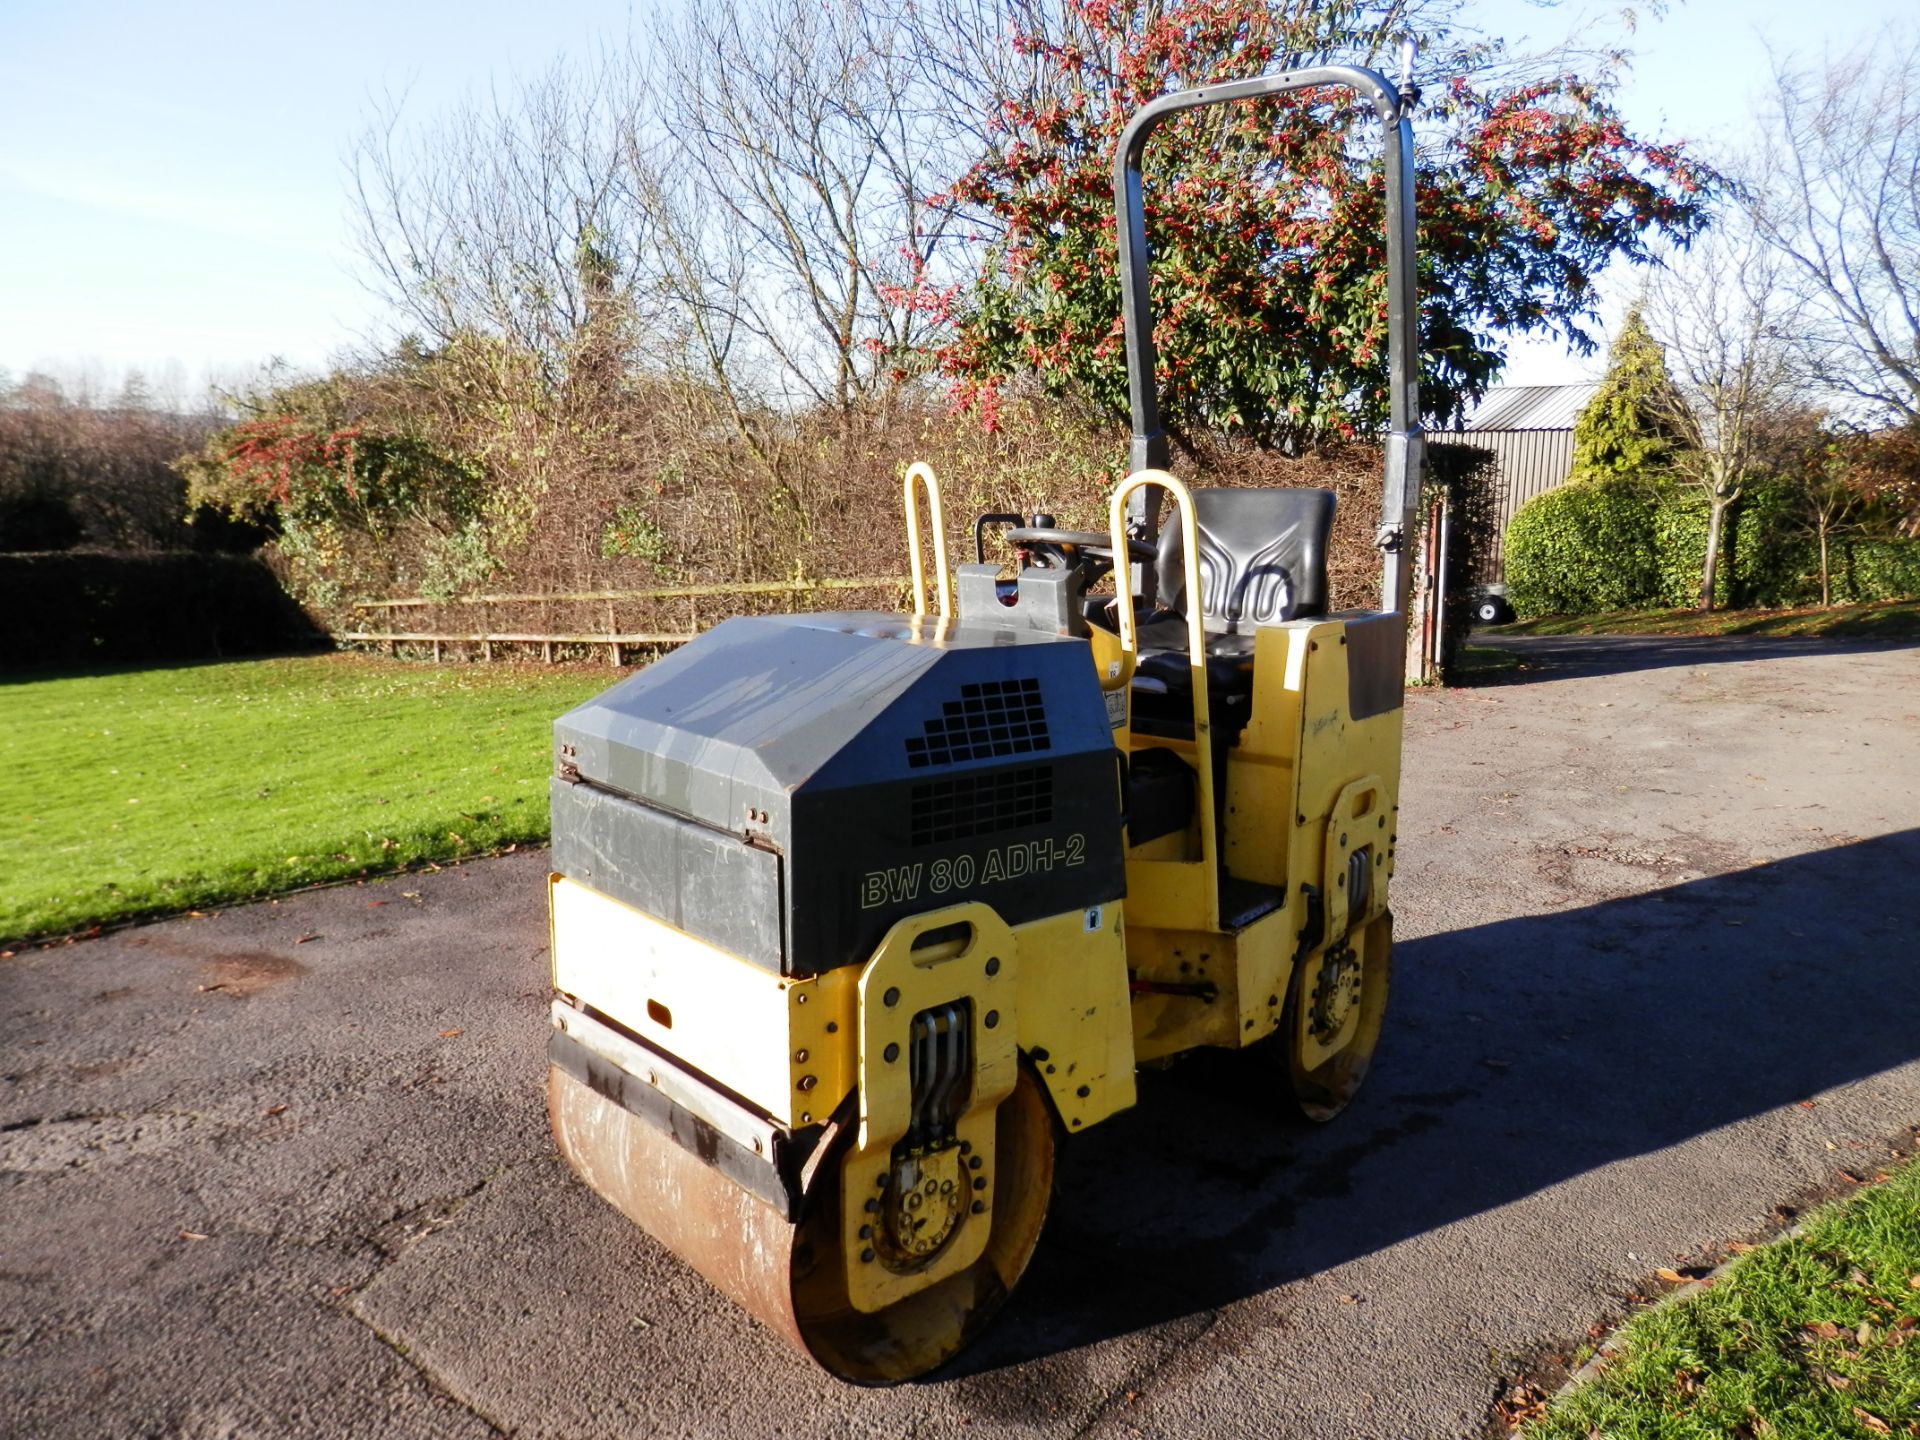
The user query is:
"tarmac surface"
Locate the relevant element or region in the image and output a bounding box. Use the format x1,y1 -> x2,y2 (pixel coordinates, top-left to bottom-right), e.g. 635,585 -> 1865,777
4,632 -> 1918,1439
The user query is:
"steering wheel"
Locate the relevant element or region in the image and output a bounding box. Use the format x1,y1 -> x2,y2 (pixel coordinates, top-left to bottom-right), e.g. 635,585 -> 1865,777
1005,526 -> 1156,570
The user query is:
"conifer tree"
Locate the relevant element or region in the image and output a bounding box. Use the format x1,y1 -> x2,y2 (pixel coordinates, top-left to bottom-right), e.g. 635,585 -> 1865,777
1569,307 -> 1688,482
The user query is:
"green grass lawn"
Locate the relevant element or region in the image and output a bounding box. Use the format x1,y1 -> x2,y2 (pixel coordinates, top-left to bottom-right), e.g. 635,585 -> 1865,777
1,654 -> 611,944
1526,1157 -> 1920,1439
1495,597 -> 1920,641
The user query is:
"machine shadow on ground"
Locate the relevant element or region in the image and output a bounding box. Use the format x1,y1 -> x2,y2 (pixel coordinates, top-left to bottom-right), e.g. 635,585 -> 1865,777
944,827 -> 1920,1377
1472,633 -> 1920,682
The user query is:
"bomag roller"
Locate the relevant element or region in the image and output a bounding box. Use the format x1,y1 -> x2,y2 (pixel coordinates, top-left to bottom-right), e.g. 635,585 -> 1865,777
544,64 -> 1424,1383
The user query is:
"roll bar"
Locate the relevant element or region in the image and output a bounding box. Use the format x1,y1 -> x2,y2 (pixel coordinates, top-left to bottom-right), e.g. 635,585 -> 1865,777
1114,64 -> 1423,615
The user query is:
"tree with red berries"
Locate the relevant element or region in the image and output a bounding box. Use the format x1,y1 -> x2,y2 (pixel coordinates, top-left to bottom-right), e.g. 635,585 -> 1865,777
924,0 -> 1718,450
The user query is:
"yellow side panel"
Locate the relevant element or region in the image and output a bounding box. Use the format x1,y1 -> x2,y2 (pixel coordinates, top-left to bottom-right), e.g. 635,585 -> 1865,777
1124,925 -> 1242,1061
1010,904 -> 1137,1132
1122,857 -> 1215,931
547,874 -> 856,1127
1282,624 -> 1402,916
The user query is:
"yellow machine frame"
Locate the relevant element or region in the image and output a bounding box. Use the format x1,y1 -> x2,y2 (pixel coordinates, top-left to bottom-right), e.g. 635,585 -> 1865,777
547,57 -> 1422,1386
553,456 -> 1398,1148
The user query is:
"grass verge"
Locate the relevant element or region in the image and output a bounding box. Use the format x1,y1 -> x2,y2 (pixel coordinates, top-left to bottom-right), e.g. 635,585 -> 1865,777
1,654 -> 610,944
1525,1156 -> 1920,1439
1495,598 -> 1920,640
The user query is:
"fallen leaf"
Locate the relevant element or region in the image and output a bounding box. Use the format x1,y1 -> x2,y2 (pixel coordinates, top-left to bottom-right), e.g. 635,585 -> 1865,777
1657,1268 -> 1688,1285
179,1231 -> 208,1242
367,900 -> 389,908
1855,1409 -> 1892,1434
265,1103 -> 288,1117
1825,1372 -> 1852,1390
1727,1241 -> 1759,1254
1338,1293 -> 1363,1304
1798,1100 -> 1817,1110
330,1284 -> 354,1299
402,891 -> 421,899
1806,1321 -> 1844,1340
1858,1322 -> 1874,1345
1898,1315 -> 1918,1331
629,1316 -> 651,1331
439,1028 -> 464,1039
294,933 -> 321,945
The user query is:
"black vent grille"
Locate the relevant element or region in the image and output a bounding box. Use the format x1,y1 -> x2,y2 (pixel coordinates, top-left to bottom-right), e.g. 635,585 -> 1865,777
905,677 -> 1050,769
911,767 -> 1054,847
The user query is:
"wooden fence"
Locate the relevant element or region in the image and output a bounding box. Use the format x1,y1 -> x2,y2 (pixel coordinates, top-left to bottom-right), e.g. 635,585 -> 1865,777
340,575 -> 909,665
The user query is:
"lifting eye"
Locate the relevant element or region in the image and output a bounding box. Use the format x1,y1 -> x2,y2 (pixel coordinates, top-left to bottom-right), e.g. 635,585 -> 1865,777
646,999 -> 673,1029
911,921 -> 973,965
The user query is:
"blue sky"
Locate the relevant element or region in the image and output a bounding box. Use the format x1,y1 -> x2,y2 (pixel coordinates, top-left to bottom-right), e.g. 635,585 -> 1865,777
0,0 -> 1911,398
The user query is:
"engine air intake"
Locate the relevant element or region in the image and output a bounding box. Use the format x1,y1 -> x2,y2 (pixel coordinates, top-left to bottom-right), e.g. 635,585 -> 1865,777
910,767 -> 1054,847
905,677 -> 1050,768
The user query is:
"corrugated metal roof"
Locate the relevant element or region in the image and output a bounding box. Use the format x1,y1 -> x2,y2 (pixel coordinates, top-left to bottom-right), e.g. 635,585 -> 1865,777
1459,383 -> 1598,432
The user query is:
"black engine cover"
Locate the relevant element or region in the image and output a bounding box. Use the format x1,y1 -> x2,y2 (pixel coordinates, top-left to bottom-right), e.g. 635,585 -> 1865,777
552,611 -> 1125,977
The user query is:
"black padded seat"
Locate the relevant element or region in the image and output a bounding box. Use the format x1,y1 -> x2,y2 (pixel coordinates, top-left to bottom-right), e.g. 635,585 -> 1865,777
1130,486 -> 1336,740
1150,486 -> 1337,641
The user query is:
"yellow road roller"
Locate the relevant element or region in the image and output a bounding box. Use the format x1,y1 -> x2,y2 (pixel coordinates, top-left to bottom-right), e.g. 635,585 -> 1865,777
545,63 -> 1424,1383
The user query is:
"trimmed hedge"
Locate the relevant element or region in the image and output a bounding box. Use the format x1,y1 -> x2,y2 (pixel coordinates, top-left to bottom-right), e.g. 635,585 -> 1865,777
1505,477 -> 1920,617
0,552 -> 325,672
1503,479 -> 1660,615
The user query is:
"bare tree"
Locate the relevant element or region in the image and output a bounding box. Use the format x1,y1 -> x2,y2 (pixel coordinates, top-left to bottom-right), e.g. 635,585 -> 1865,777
349,54 -> 654,396
639,0 -> 973,427
1644,223 -> 1804,610
1744,34 -> 1920,424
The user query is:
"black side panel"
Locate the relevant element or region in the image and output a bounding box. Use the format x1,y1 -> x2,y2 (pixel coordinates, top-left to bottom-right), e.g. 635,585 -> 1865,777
790,749 -> 1126,975
1343,611 -> 1404,721
1125,746 -> 1195,844
550,778 -> 784,970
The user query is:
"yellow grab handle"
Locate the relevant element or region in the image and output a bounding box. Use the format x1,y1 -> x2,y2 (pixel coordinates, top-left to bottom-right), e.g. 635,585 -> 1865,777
1108,469 -> 1217,882
903,462 -> 953,619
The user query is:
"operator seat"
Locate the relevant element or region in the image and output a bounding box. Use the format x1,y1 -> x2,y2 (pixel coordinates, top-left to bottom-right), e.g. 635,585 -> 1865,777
1130,485 -> 1336,740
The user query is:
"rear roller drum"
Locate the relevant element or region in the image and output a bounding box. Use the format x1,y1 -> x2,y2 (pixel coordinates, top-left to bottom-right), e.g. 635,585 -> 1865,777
1278,911 -> 1392,1122
549,1062 -> 1056,1384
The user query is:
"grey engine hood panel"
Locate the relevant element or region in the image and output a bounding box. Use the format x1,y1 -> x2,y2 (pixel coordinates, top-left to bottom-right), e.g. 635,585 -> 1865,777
555,612 -> 1081,842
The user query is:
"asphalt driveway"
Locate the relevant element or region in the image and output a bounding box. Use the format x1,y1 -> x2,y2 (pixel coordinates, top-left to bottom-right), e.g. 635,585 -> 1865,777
4,633 -> 1917,1439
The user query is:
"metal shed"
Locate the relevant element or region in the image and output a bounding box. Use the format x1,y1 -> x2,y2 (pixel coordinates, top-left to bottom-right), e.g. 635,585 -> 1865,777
1430,382 -> 1598,580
